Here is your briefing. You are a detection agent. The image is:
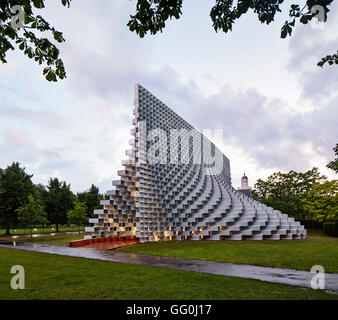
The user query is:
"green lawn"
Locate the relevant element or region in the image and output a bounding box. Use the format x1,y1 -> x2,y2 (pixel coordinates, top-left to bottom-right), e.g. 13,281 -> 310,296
13,233 -> 89,246
7,230 -> 338,274
118,230 -> 338,273
0,247 -> 336,300
0,226 -> 85,237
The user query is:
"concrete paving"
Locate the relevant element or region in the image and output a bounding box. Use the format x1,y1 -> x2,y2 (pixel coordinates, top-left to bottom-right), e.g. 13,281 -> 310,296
1,241 -> 337,292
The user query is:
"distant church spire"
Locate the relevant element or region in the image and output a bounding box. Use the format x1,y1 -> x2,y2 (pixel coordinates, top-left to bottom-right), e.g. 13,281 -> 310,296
237,172 -> 253,198
241,173 -> 248,188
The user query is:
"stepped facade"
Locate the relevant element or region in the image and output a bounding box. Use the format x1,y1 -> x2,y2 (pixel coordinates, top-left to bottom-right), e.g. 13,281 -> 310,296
85,84 -> 307,241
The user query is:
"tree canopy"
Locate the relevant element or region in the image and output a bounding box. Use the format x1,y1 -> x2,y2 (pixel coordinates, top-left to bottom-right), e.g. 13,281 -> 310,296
17,193 -> 48,237
0,163 -> 100,233
302,180 -> 338,222
252,167 -> 327,220
44,177 -> 74,232
128,0 -> 337,67
2,1 -> 336,82
77,184 -> 103,219
0,0 -> 71,81
67,200 -> 87,233
327,143 -> 338,173
0,162 -> 34,235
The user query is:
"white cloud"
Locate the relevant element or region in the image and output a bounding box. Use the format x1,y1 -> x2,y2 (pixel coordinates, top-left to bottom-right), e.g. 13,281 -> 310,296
0,0 -> 336,193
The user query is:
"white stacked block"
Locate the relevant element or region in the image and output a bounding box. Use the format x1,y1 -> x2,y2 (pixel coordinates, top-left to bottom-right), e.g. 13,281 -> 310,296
87,84 -> 307,241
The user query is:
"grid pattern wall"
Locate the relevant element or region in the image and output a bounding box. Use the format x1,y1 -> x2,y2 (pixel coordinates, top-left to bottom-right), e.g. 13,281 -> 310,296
85,84 -> 307,242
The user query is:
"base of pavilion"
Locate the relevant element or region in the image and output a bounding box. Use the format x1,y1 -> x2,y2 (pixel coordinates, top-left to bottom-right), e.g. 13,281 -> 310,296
69,235 -> 140,250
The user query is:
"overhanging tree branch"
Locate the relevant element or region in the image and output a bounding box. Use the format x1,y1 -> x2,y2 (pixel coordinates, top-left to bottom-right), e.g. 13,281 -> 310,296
0,0 -> 71,81
128,0 -> 336,68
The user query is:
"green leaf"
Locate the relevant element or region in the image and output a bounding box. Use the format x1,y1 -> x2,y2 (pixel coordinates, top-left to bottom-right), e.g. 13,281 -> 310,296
33,0 -> 45,9
300,15 -> 309,24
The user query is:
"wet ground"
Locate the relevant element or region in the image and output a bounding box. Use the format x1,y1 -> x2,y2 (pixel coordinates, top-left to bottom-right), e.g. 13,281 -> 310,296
1,241 -> 337,292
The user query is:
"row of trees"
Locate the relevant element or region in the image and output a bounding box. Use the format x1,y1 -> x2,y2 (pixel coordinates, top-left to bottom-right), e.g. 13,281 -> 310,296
0,162 -> 104,236
252,144 -> 338,224
1,144 -> 337,236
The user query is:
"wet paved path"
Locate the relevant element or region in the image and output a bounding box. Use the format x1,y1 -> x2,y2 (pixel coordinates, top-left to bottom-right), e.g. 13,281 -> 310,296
1,241 -> 337,292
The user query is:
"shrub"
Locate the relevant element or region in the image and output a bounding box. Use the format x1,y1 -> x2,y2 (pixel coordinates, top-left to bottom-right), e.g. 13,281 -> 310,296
323,222 -> 338,237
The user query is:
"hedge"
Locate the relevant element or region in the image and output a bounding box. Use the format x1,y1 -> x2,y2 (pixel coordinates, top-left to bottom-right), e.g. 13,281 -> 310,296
323,221 -> 338,237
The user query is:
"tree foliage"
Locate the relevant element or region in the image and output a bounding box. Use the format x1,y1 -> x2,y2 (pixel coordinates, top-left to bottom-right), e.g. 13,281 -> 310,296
128,0 -> 337,67
0,162 -> 34,235
76,184 -> 103,218
302,180 -> 338,222
67,200 -> 87,233
326,143 -> 338,173
128,0 -> 183,38
0,0 -> 71,81
44,177 -> 74,232
0,163 -> 104,234
252,167 -> 326,220
17,193 -> 48,237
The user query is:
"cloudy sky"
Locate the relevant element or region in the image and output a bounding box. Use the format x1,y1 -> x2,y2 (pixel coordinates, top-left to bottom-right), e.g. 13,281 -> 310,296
0,0 -> 337,193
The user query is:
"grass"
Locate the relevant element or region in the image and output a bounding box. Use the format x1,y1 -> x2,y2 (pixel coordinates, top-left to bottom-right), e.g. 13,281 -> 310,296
0,247 -> 337,300
7,230 -> 338,274
118,230 -> 338,273
13,233 -> 89,246
0,226 -> 85,237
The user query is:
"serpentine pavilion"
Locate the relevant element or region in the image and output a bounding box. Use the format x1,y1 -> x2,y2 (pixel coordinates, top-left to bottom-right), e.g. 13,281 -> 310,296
85,84 -> 306,242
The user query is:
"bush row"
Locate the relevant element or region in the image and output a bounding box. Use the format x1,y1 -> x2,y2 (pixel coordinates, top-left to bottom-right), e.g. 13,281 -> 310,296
323,221 -> 338,237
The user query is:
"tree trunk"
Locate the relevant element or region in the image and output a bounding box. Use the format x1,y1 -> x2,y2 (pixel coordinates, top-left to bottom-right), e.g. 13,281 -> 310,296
79,225 -> 80,234
30,227 -> 32,238
56,223 -> 59,233
5,226 -> 10,236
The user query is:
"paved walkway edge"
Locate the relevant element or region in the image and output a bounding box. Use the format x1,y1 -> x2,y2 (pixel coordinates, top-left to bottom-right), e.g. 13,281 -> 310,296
1,243 -> 337,292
